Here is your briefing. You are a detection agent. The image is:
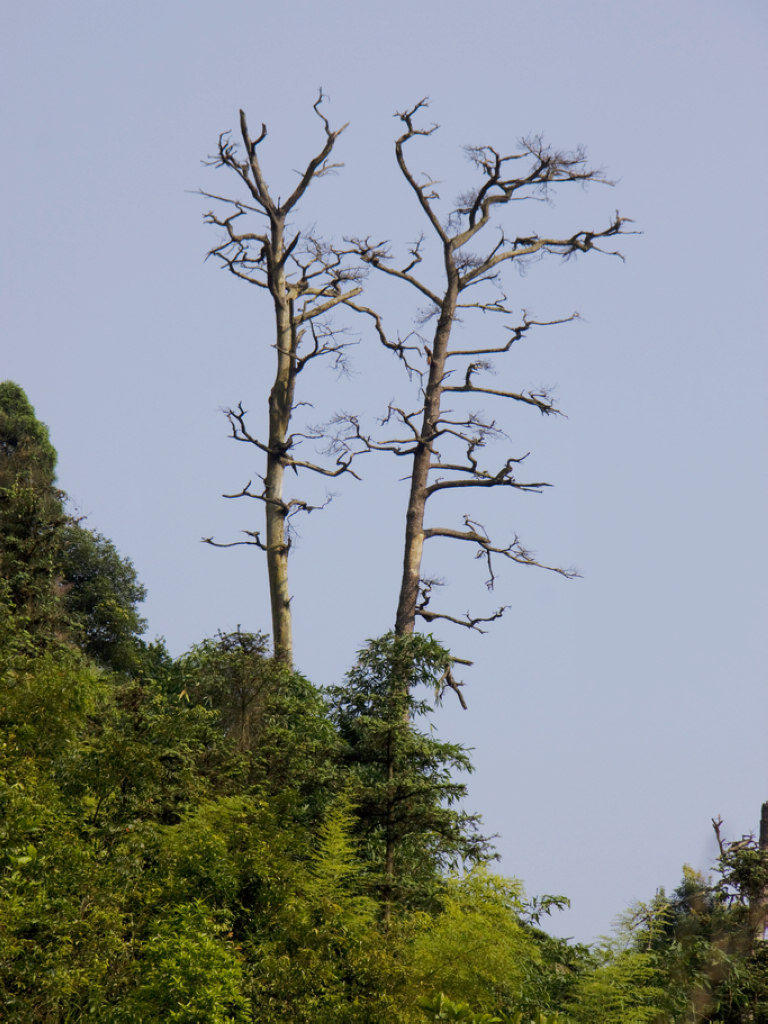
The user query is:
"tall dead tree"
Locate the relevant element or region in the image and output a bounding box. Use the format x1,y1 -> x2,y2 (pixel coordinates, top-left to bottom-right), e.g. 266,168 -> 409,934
339,100 -> 632,644
202,93 -> 363,666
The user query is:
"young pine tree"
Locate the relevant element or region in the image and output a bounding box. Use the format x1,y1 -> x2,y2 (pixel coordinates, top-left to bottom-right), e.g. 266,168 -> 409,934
327,633 -> 494,921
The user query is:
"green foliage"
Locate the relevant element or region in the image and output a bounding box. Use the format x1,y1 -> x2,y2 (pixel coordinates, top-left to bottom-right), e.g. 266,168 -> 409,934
417,991 -> 502,1021
1,645 -> 104,763
0,382 -> 67,633
302,793 -> 379,930
157,795 -> 297,919
0,383 -> 147,666
178,629 -> 276,747
62,678 -> 234,833
513,923 -> 588,1020
242,796 -> 399,1023
417,997 -> 564,1024
565,945 -> 668,1023
6,383 -> 768,1022
620,850 -> 768,1023
328,633 -> 494,912
0,786 -> 131,1021
0,381 -> 57,477
0,650 -> 124,1020
416,994 -> 565,1023
408,869 -> 540,1016
118,900 -> 251,1023
56,522 -> 147,671
178,629 -> 340,812
0,632 -> 246,1019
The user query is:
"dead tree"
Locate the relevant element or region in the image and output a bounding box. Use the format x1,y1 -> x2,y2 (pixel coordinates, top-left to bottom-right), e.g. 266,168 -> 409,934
339,99 -> 633,641
201,93 -> 363,666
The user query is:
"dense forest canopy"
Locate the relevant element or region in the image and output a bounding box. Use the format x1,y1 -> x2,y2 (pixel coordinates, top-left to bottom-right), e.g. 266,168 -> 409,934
1,385 -> 767,1018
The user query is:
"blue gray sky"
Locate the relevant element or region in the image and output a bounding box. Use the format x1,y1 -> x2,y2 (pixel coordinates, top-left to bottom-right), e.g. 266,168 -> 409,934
3,0 -> 767,942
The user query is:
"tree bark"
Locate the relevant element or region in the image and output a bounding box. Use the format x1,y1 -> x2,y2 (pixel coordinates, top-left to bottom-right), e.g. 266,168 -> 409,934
264,234 -> 295,664
395,276 -> 459,635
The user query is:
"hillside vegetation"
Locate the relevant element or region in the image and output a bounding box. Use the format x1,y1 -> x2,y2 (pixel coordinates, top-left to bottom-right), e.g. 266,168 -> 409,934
2,381 -> 767,1022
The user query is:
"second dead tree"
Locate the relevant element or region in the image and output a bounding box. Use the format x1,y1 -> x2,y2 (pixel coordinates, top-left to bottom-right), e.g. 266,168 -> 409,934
339,100 -> 633,671
202,94 -> 363,667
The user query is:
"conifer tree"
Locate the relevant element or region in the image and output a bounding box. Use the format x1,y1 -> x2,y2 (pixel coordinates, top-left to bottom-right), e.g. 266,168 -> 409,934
328,633 -> 493,921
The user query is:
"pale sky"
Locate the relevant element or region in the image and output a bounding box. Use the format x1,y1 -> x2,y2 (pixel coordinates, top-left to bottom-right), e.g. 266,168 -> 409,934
3,0 -> 767,942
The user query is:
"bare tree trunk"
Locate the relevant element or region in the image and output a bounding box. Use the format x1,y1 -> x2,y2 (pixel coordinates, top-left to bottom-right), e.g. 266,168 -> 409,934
264,256 -> 295,663
395,286 -> 458,635
203,95 -> 362,667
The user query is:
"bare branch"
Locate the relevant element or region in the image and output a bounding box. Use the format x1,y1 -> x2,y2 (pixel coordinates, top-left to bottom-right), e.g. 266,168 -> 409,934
295,286 -> 363,325
294,319 -> 354,376
284,453 -> 360,480
443,361 -> 561,415
425,516 -> 579,589
416,577 -> 508,633
446,312 -> 579,358
713,816 -> 726,858
343,300 -> 425,378
461,213 -> 633,287
347,236 -> 442,306
323,411 -> 420,459
224,402 -> 361,479
218,481 -> 337,523
418,606 -> 509,632
224,404 -> 270,454
426,459 -> 549,497
394,99 -> 447,243
452,135 -> 618,248
437,665 -> 468,710
203,529 -> 267,552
